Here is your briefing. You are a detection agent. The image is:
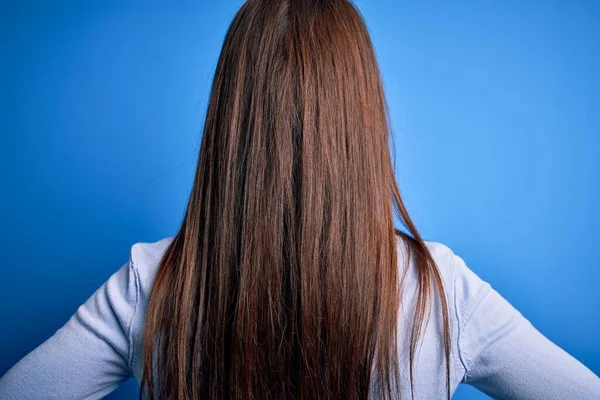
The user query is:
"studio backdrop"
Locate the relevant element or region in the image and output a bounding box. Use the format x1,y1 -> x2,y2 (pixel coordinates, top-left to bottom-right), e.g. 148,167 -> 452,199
1,1 -> 598,399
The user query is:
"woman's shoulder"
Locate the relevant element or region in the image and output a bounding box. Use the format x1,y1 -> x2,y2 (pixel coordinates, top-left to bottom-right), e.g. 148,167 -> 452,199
127,236 -> 174,378
395,237 -> 484,295
412,239 -> 495,347
394,237 -> 492,395
130,236 -> 174,267
399,237 -> 491,310
421,240 -> 493,324
129,236 -> 175,299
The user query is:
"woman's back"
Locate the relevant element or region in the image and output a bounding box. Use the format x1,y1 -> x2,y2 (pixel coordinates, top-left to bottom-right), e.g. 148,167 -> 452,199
1,236 -> 599,398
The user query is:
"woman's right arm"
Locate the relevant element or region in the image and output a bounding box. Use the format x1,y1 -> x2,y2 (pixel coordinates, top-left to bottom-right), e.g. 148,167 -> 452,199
452,252 -> 600,399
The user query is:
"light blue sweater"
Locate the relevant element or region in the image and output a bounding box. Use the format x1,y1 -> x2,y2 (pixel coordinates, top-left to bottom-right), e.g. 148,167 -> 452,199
1,237 -> 599,399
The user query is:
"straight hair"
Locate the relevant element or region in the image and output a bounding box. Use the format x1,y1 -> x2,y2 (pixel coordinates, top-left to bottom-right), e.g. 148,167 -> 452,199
141,0 -> 451,398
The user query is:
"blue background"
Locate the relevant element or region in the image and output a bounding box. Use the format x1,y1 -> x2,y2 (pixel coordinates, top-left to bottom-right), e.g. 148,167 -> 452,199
1,1 -> 599,398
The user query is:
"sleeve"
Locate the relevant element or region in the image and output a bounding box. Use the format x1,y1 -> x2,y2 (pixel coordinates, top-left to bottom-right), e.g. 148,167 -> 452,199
453,252 -> 600,400
0,252 -> 140,400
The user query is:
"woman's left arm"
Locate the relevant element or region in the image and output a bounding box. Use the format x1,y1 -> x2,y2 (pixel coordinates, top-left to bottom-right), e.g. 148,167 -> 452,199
0,255 -> 139,400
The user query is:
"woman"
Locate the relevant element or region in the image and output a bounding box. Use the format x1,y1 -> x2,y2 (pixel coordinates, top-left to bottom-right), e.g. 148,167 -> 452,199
1,0 -> 599,399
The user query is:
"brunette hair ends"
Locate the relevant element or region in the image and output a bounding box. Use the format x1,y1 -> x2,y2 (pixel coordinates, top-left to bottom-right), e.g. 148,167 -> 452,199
141,1 -> 451,399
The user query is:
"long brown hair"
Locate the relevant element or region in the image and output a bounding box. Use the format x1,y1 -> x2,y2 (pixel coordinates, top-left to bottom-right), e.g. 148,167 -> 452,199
141,0 -> 450,399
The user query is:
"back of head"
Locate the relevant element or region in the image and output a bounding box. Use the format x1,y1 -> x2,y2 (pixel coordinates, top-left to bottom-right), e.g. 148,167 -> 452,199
141,1 -> 450,399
